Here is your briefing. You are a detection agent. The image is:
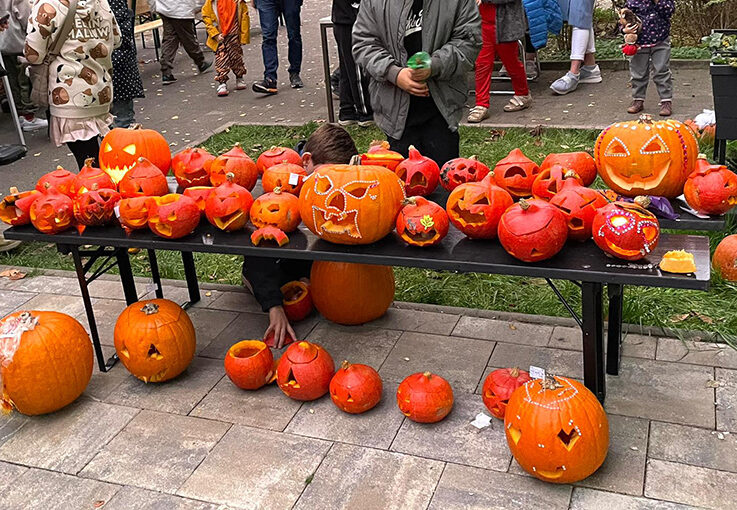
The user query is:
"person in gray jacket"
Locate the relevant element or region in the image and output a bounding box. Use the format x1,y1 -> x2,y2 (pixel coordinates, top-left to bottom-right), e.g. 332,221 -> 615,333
353,0 -> 481,166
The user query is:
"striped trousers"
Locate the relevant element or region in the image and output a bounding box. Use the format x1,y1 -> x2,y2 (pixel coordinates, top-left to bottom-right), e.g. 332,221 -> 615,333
215,31 -> 246,83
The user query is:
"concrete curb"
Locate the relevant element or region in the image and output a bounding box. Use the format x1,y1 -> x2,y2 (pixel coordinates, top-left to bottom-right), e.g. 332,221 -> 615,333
539,59 -> 708,71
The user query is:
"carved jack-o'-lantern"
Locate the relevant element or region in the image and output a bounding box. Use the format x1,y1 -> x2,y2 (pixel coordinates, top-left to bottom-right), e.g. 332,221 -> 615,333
250,187 -> 301,232
118,158 -> 170,199
182,186 -> 214,214
446,176 -> 513,239
683,154 -> 737,216
100,125 -> 172,183
224,340 -> 276,390
482,367 -> 531,420
360,140 -> 404,171
276,341 -> 335,401
592,201 -> 660,261
205,175 -> 254,232
505,376 -> 609,484
73,187 -> 121,233
594,115 -> 699,198
209,143 -> 258,191
71,158 -> 116,196
281,281 -> 313,322
299,157 -> 405,245
36,166 -> 76,197
262,162 -> 307,195
118,196 -> 151,232
0,188 -> 40,226
256,146 -> 303,175
541,152 -> 598,187
492,148 -> 540,198
550,178 -> 608,241
147,194 -> 200,239
396,371 -> 454,423
498,199 -> 568,262
30,186 -> 74,234
396,196 -> 449,247
440,156 -> 491,192
330,361 -> 383,414
172,147 -> 215,189
395,145 -> 440,197
531,166 -> 583,201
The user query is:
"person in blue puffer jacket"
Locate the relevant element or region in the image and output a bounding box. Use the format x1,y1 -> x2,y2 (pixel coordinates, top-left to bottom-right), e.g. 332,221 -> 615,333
521,0 -> 563,79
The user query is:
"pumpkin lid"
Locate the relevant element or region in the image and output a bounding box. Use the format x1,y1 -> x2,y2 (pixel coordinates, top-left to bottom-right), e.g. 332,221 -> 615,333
285,341 -> 319,364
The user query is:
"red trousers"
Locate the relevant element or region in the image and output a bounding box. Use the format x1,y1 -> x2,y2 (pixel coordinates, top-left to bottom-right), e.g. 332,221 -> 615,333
474,3 -> 529,108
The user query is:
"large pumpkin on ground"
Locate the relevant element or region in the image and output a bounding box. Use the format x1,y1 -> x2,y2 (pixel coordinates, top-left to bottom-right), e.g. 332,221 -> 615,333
482,367 -> 531,420
299,157 -> 405,245
114,299 -> 196,383
713,234 -> 737,281
592,202 -> 660,261
0,311 -> 93,415
0,188 -> 40,226
310,261 -> 394,325
505,376 -> 609,484
276,340 -> 335,401
541,152 -> 598,187
396,371 -> 454,423
446,176 -> 513,239
594,115 -> 698,198
683,155 -> 737,216
209,143 -> 258,191
498,199 -> 568,262
100,125 -> 172,183
224,340 -> 276,390
172,147 -> 215,189
329,360 -> 383,414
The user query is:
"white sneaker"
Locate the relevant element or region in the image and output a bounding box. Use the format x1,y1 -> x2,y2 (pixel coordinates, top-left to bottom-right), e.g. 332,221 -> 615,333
550,72 -> 580,95
235,76 -> 247,90
20,116 -> 48,132
580,65 -> 602,84
217,83 -> 229,97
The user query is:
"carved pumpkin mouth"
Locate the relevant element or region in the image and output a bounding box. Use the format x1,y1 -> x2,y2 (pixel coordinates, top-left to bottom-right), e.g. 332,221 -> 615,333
536,467 -> 566,480
312,207 -> 360,238
451,197 -> 488,226
150,221 -> 172,236
213,210 -> 245,230
182,168 -> 208,183
606,160 -> 671,192
104,164 -> 134,184
407,172 -> 428,188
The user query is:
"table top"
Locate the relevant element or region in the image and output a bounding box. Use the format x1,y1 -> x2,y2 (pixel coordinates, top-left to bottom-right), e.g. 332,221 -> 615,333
5,223 -> 711,291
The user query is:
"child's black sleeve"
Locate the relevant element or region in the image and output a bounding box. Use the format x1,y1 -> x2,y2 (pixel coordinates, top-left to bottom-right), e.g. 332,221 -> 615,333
242,256 -> 285,312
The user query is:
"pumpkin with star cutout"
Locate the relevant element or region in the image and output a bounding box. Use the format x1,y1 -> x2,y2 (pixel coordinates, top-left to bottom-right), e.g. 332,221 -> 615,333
100,125 -> 172,183
395,196 -> 449,247
0,188 -> 40,226
592,201 -> 660,261
30,185 -> 74,234
276,341 -> 335,401
147,194 -> 200,239
440,156 -> 491,192
250,187 -> 300,232
329,361 -> 383,414
118,158 -> 170,198
492,148 -> 540,198
498,199 -> 568,262
394,145 -> 440,197
446,176 -> 513,239
209,143 -> 258,191
205,174 -> 254,232
172,147 -> 215,189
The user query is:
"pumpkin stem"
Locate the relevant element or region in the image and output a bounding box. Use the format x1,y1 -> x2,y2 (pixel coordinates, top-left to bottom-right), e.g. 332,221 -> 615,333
91,183 -> 99,191
141,302 -> 160,315
83,157 -> 95,168
402,197 -> 418,206
518,198 -> 531,211
43,182 -> 51,190
541,377 -> 563,391
233,142 -> 241,148
273,186 -> 283,194
137,157 -> 145,163
697,153 -> 707,160
469,155 -> 479,161
423,371 -> 432,378
349,155 -> 362,166
639,114 -> 653,125
9,186 -> 19,194
563,170 -> 579,180
226,172 -> 235,182
341,360 -> 351,370
510,367 -> 520,378
129,123 -> 143,130
634,195 -> 651,209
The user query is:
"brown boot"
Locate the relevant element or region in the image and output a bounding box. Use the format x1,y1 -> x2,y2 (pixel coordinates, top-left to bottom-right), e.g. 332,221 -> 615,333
627,100 -> 644,114
659,101 -> 672,117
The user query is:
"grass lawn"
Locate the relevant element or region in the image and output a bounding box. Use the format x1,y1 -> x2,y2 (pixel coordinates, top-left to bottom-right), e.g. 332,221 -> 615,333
2,124 -> 735,344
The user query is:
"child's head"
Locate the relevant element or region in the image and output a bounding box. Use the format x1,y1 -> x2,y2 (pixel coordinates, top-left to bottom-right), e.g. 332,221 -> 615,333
302,123 -> 358,173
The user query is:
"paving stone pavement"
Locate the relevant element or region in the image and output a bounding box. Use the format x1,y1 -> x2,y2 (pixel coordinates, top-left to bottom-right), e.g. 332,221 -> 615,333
0,271 -> 734,509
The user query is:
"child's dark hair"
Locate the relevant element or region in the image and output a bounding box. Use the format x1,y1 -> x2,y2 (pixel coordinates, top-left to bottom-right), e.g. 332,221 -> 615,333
303,123 -> 358,165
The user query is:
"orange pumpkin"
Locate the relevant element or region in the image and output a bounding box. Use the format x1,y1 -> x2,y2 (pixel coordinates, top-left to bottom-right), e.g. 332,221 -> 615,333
360,140 -> 404,171
396,371 -> 454,423
329,360 -> 383,414
276,340 -> 335,401
250,187 -> 301,232
118,158 -> 170,198
147,194 -> 200,239
492,149 -> 540,198
446,176 -> 514,239
30,185 -> 74,234
224,340 -> 276,390
531,166 -> 583,201
299,157 -> 405,245
100,125 -> 172,183
113,299 -> 196,383
73,187 -> 121,233
0,310 -> 93,415
550,178 -> 608,241
440,156 -> 491,192
209,143 -> 258,191
481,367 -> 531,420
505,376 -> 609,484
683,154 -> 737,216
281,281 -> 313,322
713,234 -> 737,281
205,175 -> 254,232
262,162 -> 307,195
118,196 -> 151,231
395,196 -> 449,247
498,199 -> 568,262
594,115 -> 699,198
592,202 -> 659,261
256,146 -> 303,175
0,188 -> 40,226
172,147 -> 215,189
183,186 -> 214,214
71,158 -> 116,195
251,226 -> 289,246
36,166 -> 76,197
311,261 -> 394,325
541,152 -> 598,187
394,145 -> 440,197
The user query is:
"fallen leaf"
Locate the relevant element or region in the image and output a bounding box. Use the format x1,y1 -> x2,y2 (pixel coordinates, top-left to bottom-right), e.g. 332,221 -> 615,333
706,379 -> 722,388
93,501 -> 105,508
695,313 -> 713,324
529,125 -> 544,137
509,325 -> 517,331
0,269 -> 26,280
670,312 -> 691,323
205,291 -> 212,297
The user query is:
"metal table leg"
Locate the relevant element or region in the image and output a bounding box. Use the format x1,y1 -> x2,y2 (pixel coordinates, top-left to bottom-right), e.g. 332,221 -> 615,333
181,251 -> 200,308
581,282 -> 606,402
319,19 -> 335,123
115,248 -> 138,305
147,249 -> 164,299
607,284 -> 624,376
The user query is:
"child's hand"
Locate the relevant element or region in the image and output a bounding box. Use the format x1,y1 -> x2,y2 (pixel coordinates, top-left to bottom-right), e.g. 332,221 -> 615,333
410,66 -> 431,83
265,306 -> 297,349
396,68 -> 429,97
217,34 -> 225,42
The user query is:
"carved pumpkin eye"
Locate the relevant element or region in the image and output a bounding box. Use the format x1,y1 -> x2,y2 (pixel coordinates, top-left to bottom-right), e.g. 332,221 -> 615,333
609,215 -> 630,228
123,144 -> 137,155
640,134 -> 670,155
314,174 -> 334,195
103,143 -> 113,152
604,137 -> 630,157
344,181 -> 378,199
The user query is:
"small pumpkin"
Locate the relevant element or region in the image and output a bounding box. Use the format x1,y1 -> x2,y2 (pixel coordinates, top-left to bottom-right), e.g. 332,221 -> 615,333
114,299 -> 196,383
118,157 -> 170,198
440,155 -> 491,192
224,340 -> 276,390
0,310 -> 93,415
549,177 -> 608,241
172,147 -> 215,189
147,193 -> 200,239
492,148 -> 540,198
498,198 -> 568,262
659,250 -> 696,274
683,154 -> 737,216
311,261 -> 394,325
0,188 -> 40,226
251,226 -> 289,246
541,152 -> 597,187
481,367 -> 531,420
396,371 -> 454,423
256,146 -> 303,175
118,196 -> 151,231
100,125 -> 172,183
505,376 -> 609,484
360,140 -> 404,171
329,360 -> 383,414
71,158 -> 116,195
250,187 -> 300,232
396,197 -> 449,247
182,186 -> 214,214
592,201 -> 660,261
712,234 -> 737,281
276,340 -> 335,401
30,185 -> 74,234
446,176 -> 513,239
531,166 -> 583,201
36,166 -> 76,197
73,186 -> 121,233
262,162 -> 307,195
281,280 -> 313,322
209,143 -> 258,191
395,145 -> 440,197
205,174 -> 254,232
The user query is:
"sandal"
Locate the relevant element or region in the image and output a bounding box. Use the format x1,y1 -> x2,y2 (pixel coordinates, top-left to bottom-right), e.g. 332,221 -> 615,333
467,105 -> 489,123
504,95 -> 532,112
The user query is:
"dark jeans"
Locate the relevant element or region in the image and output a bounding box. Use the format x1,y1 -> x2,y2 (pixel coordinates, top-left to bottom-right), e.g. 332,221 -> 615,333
159,15 -> 205,75
334,23 -> 372,120
67,137 -> 101,170
256,0 -> 302,81
388,110 -> 459,168
111,99 -> 135,128
2,53 -> 35,116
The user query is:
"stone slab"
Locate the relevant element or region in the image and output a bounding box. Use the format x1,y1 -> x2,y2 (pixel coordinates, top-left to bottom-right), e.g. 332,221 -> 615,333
717,368 -> 737,433
605,359 -> 715,428
84,363 -> 131,402
650,421 -> 737,473
379,331 -> 493,392
74,298 -> 128,346
549,327 -> 657,359
17,293 -> 89,318
177,426 -> 331,509
452,316 -> 553,346
570,487 -> 695,510
206,290 -> 263,313
0,460 -> 28,486
86,278 -> 130,300
306,322 -> 401,370
0,289 -> 34,317
0,412 -> 29,447
645,459 -> 737,509
428,463 -> 572,510
191,378 -> 302,431
0,468 -> 121,510
294,443 -> 442,510
366,307 -> 460,336
0,400 -> 137,474
2,275 -> 81,296
81,410 -> 229,493
657,338 -> 737,369
184,307 -> 239,354
488,342 -> 583,379
198,312 -> 271,359
104,357 -> 224,415
104,486 -> 220,510
285,383 -> 404,449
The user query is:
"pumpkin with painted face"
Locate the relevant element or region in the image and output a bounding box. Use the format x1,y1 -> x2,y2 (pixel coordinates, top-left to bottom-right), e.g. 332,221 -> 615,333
397,371 -> 454,423
505,376 -> 609,484
182,186 -> 214,214
147,194 -> 200,239
446,176 -> 513,239
73,187 -> 121,233
172,147 -> 215,189
492,148 -> 540,198
209,143 -> 258,191
299,157 -> 405,245
35,166 -> 76,197
531,167 -> 583,201
30,185 -> 74,234
118,158 -> 170,198
250,187 -> 301,232
394,145 -> 440,197
71,158 -> 116,195
360,140 -> 404,171
440,156 -> 491,192
396,197 -> 448,247
683,154 -> 737,216
118,196 -> 151,232
550,178 -> 608,241
0,188 -> 40,226
276,340 -> 335,401
330,361 -> 383,414
262,162 -> 307,195
592,202 -> 660,261
99,125 -> 172,183
498,199 -> 568,262
205,175 -> 254,232
256,146 -> 303,175
541,152 -> 598,187
594,115 -> 698,198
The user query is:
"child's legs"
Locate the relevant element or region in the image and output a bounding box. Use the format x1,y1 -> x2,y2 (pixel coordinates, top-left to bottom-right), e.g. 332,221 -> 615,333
474,3 -> 497,109
282,0 -> 303,74
570,27 -> 595,71
111,99 -> 136,128
629,47 -> 651,100
172,18 -> 206,67
497,42 -> 529,96
650,40 -> 673,101
223,33 -> 247,78
159,15 -> 180,75
214,42 -> 230,83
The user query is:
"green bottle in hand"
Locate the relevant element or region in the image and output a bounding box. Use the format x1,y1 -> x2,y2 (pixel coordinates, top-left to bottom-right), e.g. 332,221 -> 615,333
407,51 -> 431,71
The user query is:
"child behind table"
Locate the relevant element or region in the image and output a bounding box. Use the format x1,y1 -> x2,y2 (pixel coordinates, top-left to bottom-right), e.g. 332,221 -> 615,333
625,0 -> 675,117
242,124 -> 359,348
202,0 -> 250,97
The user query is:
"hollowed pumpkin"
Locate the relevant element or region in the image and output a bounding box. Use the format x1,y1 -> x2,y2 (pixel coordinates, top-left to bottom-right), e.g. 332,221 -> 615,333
498,199 -> 568,262
329,360 -> 383,414
0,188 -> 40,226
276,340 -> 335,401
592,202 -> 660,261
541,152 -> 597,187
30,185 -> 74,234
172,147 -> 215,189
360,140 -> 404,171
147,194 -> 200,239
183,186 -> 214,214
492,148 -> 540,198
396,371 -> 453,423
250,187 -> 301,232
205,175 -> 254,232
281,280 -> 313,322
73,187 -> 121,233
440,156 -> 491,192
396,196 -> 449,247
549,178 -> 608,242
251,226 -> 289,246
100,125 -> 172,183
395,145 -> 440,197
71,158 -> 116,195
446,176 -> 513,239
35,166 -> 76,197
118,196 -> 151,231
209,143 -> 258,191
531,166 -> 583,201
262,162 -> 307,195
224,340 -> 276,390
256,146 -> 303,175
118,158 -> 170,198
683,154 -> 737,216
482,367 -> 531,420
